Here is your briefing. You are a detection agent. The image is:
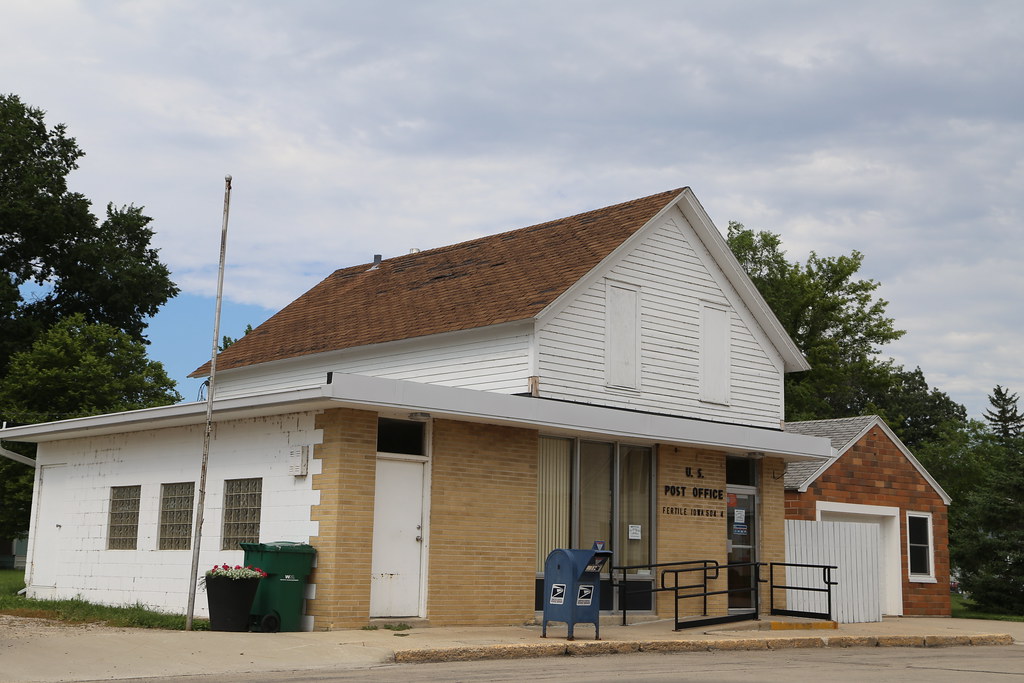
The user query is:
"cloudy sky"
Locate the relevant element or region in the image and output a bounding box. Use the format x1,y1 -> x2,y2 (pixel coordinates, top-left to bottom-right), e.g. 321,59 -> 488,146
2,0 -> 1021,417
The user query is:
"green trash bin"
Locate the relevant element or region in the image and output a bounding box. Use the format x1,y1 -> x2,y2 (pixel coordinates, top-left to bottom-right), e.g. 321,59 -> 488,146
240,541 -> 316,632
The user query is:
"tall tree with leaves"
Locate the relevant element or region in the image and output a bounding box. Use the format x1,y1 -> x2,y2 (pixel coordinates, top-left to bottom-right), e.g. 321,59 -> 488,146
0,94 -> 178,370
727,222 -> 902,417
726,222 -> 965,446
952,432 -> 1024,613
983,385 -> 1024,441
0,94 -> 180,538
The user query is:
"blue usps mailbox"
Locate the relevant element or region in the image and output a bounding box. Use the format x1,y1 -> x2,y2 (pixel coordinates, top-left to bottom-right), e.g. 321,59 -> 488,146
541,543 -> 613,640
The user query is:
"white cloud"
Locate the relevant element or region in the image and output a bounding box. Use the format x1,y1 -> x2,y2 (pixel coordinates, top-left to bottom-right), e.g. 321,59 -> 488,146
2,0 -> 1022,416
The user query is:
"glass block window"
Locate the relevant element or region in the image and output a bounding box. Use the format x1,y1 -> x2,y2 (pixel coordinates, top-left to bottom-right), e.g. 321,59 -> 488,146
222,478 -> 262,550
159,482 -> 195,550
107,485 -> 141,550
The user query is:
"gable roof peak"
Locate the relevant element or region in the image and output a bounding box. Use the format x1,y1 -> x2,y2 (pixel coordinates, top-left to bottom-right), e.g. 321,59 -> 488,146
192,187 -> 688,376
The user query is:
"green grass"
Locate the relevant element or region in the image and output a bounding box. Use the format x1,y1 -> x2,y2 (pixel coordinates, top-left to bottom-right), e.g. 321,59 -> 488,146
951,592 -> 1024,622
0,569 -> 209,630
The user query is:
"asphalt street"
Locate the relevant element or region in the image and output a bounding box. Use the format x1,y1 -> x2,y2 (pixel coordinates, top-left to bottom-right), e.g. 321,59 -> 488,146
95,646 -> 1024,683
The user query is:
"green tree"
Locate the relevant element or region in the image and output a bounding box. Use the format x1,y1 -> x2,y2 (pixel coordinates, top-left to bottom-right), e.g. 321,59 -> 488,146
0,315 -> 181,539
0,314 -> 181,425
726,223 -> 966,448
219,324 -> 253,352
0,456 -> 35,540
0,94 -> 181,538
952,432 -> 1024,613
983,385 -> 1024,441
865,364 -> 967,450
0,94 -> 178,370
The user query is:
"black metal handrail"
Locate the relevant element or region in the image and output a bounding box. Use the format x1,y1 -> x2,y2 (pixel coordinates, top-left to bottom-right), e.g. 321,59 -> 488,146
664,560 -> 763,629
611,560 -> 839,629
768,561 -> 838,621
612,559 -> 717,626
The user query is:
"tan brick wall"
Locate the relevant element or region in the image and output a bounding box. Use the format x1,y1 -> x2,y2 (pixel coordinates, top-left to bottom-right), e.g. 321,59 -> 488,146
655,445 -> 728,618
784,427 -> 950,616
759,457 -> 787,614
307,407 -> 379,630
426,419 -> 539,625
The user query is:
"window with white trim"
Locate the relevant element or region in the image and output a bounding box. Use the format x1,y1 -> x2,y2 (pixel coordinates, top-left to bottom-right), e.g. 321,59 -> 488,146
222,478 -> 262,550
107,485 -> 141,550
159,482 -> 195,550
906,511 -> 935,581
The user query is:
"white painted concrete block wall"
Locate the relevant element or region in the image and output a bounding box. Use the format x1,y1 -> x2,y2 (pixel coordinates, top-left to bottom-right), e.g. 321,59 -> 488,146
25,411 -> 322,622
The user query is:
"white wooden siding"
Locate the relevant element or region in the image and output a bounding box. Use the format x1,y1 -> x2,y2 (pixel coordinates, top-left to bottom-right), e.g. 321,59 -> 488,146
785,520 -> 882,623
537,207 -> 785,427
215,327 -> 533,399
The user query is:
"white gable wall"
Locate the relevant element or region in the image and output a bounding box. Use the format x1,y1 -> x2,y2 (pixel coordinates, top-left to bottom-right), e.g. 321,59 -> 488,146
536,207 -> 785,428
24,412 -> 322,618
213,325 -> 533,399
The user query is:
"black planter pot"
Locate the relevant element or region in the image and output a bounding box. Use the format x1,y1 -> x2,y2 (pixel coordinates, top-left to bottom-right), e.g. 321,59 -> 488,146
205,576 -> 260,631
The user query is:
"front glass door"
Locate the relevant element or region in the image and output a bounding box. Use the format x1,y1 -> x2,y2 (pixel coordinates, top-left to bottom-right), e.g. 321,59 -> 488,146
727,491 -> 757,610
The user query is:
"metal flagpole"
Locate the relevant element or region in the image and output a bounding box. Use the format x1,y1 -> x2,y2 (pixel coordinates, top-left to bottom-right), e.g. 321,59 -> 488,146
186,175 -> 233,630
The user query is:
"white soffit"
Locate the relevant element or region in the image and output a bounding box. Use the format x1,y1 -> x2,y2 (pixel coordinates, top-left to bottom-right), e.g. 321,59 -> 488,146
0,374 -> 831,461
324,375 -> 830,461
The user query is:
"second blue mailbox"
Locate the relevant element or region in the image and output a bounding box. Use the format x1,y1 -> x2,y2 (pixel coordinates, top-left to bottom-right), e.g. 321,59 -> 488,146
541,545 -> 613,640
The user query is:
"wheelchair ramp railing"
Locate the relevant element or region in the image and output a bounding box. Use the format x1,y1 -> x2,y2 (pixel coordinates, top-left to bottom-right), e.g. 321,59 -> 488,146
612,560 -> 838,630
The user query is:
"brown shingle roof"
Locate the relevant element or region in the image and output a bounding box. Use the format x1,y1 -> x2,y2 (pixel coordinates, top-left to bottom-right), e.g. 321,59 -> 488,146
192,188 -> 685,376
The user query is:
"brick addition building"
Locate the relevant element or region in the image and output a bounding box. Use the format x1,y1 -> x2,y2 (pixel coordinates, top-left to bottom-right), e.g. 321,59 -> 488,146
784,416 -> 951,617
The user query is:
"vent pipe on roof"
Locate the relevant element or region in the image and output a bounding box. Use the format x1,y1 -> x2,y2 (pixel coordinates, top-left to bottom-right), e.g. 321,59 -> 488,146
409,248 -> 420,254
368,254 -> 382,271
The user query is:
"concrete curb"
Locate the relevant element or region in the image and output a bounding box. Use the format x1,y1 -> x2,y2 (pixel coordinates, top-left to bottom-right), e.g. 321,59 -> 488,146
392,633 -> 1016,664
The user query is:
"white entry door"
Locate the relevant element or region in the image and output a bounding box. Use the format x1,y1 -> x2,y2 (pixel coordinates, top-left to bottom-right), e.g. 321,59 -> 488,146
370,457 -> 425,617
30,464 -> 68,588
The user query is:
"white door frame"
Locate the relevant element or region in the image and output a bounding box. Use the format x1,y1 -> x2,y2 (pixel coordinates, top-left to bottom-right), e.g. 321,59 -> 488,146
816,501 -> 902,616
370,451 -> 431,618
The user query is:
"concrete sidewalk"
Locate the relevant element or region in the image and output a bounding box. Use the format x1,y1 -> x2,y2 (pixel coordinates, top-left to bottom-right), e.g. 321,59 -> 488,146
1,616 -> 1021,682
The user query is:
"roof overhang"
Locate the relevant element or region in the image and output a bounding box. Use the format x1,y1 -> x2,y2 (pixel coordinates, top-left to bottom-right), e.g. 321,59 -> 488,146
0,386 -> 337,443
0,375 -> 831,462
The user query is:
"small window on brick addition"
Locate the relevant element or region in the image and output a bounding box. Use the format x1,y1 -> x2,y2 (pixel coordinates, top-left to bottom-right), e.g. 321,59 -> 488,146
377,418 -> 425,456
907,512 -> 935,581
107,485 -> 141,550
159,482 -> 195,550
222,478 -> 262,550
